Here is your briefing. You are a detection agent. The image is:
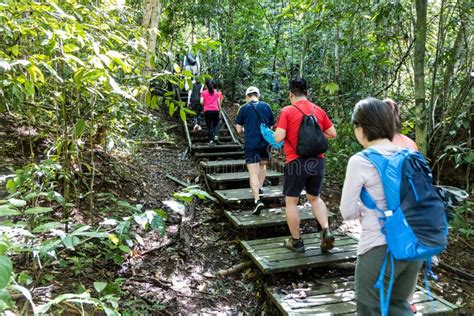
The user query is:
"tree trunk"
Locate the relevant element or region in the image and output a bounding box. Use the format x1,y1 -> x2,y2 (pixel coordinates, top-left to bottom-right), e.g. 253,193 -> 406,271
414,0 -> 428,155
334,24 -> 340,83
142,0 -> 161,78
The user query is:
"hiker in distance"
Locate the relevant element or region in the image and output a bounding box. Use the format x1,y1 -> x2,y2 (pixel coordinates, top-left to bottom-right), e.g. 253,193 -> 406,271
274,78 -> 337,253
188,77 -> 203,132
235,86 -> 275,215
201,79 -> 223,145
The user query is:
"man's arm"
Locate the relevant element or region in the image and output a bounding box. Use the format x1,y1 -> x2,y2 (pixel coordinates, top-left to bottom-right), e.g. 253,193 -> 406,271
323,126 -> 337,139
235,124 -> 243,135
274,127 -> 286,143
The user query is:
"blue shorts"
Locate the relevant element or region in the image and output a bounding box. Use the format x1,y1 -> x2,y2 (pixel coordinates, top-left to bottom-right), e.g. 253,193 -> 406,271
245,146 -> 270,164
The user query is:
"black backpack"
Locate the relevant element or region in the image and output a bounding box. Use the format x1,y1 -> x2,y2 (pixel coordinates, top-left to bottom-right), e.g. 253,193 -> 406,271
292,104 -> 328,157
186,52 -> 197,66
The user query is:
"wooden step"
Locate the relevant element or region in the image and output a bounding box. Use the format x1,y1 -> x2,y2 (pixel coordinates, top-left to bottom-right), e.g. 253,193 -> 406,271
194,151 -> 245,160
200,159 -> 246,171
207,170 -> 282,183
214,186 -> 304,204
266,276 -> 458,315
191,135 -> 233,142
192,143 -> 243,152
224,205 -> 335,229
240,232 -> 358,274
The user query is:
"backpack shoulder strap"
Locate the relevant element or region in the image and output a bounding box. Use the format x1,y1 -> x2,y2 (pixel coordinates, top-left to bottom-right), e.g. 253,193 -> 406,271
359,148 -> 410,212
291,104 -> 306,116
250,102 -> 265,125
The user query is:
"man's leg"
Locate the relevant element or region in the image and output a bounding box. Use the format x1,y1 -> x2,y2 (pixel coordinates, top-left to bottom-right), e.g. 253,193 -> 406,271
306,194 -> 329,229
258,161 -> 267,191
247,162 -> 260,202
285,196 -> 301,239
282,159 -> 305,252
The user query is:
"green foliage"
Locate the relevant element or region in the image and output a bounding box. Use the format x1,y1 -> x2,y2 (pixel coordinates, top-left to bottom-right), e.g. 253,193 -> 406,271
173,185 -> 213,204
451,200 -> 474,238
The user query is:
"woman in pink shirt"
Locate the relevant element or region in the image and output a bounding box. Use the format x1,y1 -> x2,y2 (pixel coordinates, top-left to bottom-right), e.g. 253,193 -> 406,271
200,79 -> 223,145
384,98 -> 418,151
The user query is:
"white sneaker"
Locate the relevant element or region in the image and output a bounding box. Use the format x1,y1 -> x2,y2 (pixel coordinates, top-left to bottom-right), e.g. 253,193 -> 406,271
197,125 -> 202,131
193,124 -> 199,132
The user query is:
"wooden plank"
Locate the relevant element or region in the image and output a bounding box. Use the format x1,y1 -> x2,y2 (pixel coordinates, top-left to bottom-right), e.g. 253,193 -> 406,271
215,186 -> 304,203
191,143 -> 243,152
207,170 -> 282,183
266,279 -> 458,315
200,159 -> 246,169
194,151 -> 245,159
191,135 -> 233,142
241,232 -> 358,274
253,238 -> 357,256
224,206 -> 334,229
244,232 -> 352,246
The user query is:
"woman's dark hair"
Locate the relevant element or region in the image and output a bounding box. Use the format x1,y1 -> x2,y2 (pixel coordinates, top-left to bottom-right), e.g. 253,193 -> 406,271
205,79 -> 215,95
289,77 -> 308,96
383,98 -> 402,132
352,97 -> 396,141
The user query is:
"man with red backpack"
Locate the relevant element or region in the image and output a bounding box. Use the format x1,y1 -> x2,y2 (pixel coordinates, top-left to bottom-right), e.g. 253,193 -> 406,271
274,78 -> 337,253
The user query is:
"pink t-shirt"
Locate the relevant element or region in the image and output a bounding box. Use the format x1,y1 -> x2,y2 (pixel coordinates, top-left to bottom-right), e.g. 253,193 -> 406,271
392,133 -> 418,151
201,90 -> 223,112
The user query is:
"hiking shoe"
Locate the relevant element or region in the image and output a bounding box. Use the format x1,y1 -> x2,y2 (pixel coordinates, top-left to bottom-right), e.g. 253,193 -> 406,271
320,229 -> 335,252
209,140 -> 215,147
213,135 -> 220,144
283,237 -> 305,253
252,200 -> 264,215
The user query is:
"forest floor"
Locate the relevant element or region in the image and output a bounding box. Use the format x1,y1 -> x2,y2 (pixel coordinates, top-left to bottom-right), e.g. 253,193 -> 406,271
1,110 -> 473,315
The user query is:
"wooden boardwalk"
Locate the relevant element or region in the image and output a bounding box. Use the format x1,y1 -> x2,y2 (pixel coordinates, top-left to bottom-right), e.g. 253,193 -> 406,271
224,205 -> 334,229
266,276 -> 458,315
214,186 -> 306,204
241,232 -> 358,274
207,170 -> 282,184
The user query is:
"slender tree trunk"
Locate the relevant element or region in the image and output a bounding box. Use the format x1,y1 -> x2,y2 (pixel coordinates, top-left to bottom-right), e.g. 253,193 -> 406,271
299,35 -> 307,78
414,0 -> 428,155
334,24 -> 340,84
142,0 -> 161,78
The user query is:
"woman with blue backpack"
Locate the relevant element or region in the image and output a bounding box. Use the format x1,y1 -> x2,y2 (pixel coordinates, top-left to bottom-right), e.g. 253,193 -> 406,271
340,97 -> 448,315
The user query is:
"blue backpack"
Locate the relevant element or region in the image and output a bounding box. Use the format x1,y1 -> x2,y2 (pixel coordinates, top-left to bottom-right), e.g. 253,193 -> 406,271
250,102 -> 283,149
359,148 -> 448,316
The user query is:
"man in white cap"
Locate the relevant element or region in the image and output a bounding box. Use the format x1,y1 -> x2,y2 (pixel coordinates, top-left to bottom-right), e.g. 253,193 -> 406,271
235,86 -> 275,214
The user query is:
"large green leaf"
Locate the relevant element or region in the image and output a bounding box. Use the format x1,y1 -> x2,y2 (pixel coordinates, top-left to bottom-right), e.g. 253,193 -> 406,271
8,198 -> 26,207
0,256 -> 13,289
150,215 -> 165,236
0,206 -> 20,217
32,222 -> 63,233
93,281 -> 107,293
36,292 -> 90,314
0,289 -> 14,312
24,207 -> 53,215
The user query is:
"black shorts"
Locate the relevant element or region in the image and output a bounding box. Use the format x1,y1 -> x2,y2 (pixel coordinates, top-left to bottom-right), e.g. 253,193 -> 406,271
283,157 -> 325,197
245,146 -> 270,164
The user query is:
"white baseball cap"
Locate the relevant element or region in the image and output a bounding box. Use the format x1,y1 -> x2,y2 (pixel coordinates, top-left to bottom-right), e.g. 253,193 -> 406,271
245,86 -> 260,97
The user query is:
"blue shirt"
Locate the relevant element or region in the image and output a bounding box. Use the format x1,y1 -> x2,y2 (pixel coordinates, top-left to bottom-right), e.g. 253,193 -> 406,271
235,100 -> 275,149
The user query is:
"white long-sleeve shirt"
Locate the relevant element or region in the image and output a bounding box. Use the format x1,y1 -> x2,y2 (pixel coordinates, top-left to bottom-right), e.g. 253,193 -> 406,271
340,144 -> 400,255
